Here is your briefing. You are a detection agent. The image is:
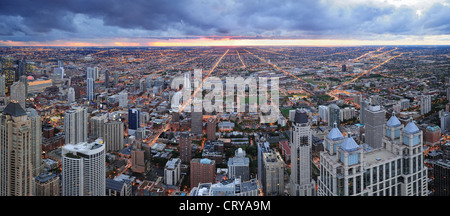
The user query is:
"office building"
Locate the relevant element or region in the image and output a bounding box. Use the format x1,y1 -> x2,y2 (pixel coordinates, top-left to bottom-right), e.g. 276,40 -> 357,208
34,172 -> 60,196
424,125 -> 441,146
261,150 -> 285,196
87,77 -> 94,101
328,104 -> 340,129
0,102 -> 34,196
1,57 -> 15,94
104,121 -> 124,152
190,158 -> 216,189
128,108 -> 140,130
64,106 -> 88,144
360,99 -> 369,125
227,148 -> 250,181
364,105 -> 386,149
290,109 -> 316,196
164,158 -> 181,186
62,138 -> 105,196
53,67 -> 64,80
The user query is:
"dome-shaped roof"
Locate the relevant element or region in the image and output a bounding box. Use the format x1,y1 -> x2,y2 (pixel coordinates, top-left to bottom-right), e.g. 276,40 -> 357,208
340,136 -> 359,152
386,114 -> 401,128
404,121 -> 420,134
327,127 -> 344,141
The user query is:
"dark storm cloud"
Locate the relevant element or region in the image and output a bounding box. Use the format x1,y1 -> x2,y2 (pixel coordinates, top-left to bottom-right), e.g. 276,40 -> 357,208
0,0 -> 450,42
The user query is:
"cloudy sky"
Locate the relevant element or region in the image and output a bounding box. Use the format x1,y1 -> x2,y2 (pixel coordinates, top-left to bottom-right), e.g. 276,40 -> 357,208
1,0 -> 450,46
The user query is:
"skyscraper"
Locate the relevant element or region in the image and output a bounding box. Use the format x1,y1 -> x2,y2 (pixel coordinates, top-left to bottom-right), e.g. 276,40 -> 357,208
128,108 -> 140,130
328,103 -> 340,129
420,95 -> 432,115
105,69 -> 110,88
360,99 -> 369,125
290,109 -> 316,196
364,104 -> 386,149
62,138 -> 105,196
67,87 -> 75,103
0,75 -> 5,97
87,77 -> 94,101
19,75 -> 28,97
34,172 -> 60,196
64,106 -> 88,144
1,57 -> 15,94
0,102 -> 34,196
261,150 -> 285,196
90,114 -> 107,138
318,114 -> 428,196
179,132 -> 192,164
206,117 -> 216,140
104,121 -> 124,152
10,81 -> 26,109
318,105 -> 329,123
27,108 -> 43,177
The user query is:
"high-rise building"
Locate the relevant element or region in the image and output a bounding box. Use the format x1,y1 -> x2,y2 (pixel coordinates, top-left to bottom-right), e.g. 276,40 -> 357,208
19,75 -> 28,97
290,109 -> 316,196
190,158 -> 216,189
0,75 -> 5,97
0,103 -> 34,196
400,99 -> 410,110
113,71 -> 119,86
364,105 -> 386,149
87,77 -> 94,101
318,105 -> 329,123
191,111 -> 203,135
34,172 -> 60,196
441,111 -> 450,132
128,108 -> 140,130
328,104 -> 340,129
27,108 -> 43,177
420,95 -> 432,115
105,69 -> 110,88
447,87 -> 450,101
1,57 -> 15,94
206,117 -> 216,140
342,64 -> 347,72
318,114 -> 428,196
179,132 -> 192,164
64,106 -> 88,144
67,87 -> 75,103
90,114 -> 107,139
104,121 -> 124,152
62,138 -> 105,196
227,148 -> 250,181
360,99 -> 369,125
261,150 -> 285,196
164,158 -> 181,186
53,67 -> 64,80
10,81 -> 26,109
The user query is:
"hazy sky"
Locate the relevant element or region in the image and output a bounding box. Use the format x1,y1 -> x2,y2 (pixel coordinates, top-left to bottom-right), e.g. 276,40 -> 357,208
1,0 -> 450,46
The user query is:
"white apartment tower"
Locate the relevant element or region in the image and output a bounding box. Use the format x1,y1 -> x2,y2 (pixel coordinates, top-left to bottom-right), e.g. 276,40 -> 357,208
62,138 -> 105,196
64,106 -> 88,145
164,158 -> 181,186
290,109 -> 316,196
